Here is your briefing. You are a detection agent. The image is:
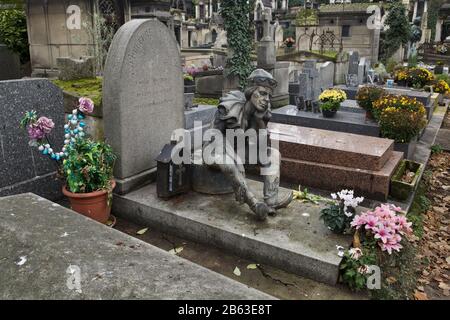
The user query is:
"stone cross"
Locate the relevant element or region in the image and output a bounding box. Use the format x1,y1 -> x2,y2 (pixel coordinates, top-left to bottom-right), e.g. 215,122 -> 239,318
262,8 -> 272,41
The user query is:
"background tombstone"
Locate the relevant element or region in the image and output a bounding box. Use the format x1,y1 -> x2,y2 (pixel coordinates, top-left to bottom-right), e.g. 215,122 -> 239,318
56,56 -> 95,81
0,44 -> 21,80
0,79 -> 64,200
319,62 -> 335,90
348,51 -> 360,77
302,60 -> 320,101
358,57 -> 370,85
103,19 -> 184,194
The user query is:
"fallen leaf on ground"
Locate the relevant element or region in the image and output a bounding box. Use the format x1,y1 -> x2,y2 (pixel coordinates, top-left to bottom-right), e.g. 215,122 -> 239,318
233,267 -> 241,276
247,264 -> 259,270
414,291 -> 429,300
168,247 -> 183,255
136,228 -> 148,235
386,277 -> 397,284
439,282 -> 450,291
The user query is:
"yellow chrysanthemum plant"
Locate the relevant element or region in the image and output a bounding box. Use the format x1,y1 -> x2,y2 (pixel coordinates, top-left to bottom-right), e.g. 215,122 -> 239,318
319,88 -> 347,114
395,67 -> 435,88
433,79 -> 450,94
372,95 -> 427,143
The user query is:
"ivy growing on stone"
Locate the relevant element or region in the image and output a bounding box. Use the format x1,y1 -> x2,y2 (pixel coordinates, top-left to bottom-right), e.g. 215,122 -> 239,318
220,0 -> 255,89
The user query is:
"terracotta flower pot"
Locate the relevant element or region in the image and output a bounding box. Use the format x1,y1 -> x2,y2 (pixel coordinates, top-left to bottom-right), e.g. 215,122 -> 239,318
62,180 -> 115,224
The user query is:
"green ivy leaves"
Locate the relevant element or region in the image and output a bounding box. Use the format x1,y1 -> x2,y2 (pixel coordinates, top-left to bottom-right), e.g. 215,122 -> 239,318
220,0 -> 255,89
0,9 -> 29,63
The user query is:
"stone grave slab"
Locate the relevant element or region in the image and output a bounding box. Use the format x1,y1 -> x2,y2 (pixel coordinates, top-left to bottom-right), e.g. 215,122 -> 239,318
269,123 -> 394,171
271,105 -> 380,137
113,181 -> 354,285
103,19 -> 184,194
0,193 -> 273,300
268,123 -> 403,200
280,151 -> 403,201
340,99 -> 364,113
335,85 -> 433,119
0,79 -> 64,200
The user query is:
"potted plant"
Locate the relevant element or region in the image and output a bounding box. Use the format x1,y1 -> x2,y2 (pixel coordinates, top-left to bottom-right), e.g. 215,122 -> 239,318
433,79 -> 450,105
319,88 -> 347,118
372,94 -> 427,157
20,98 -> 117,224
320,190 -> 364,234
284,37 -> 295,53
355,85 -> 386,120
394,68 -> 408,87
435,61 -> 444,74
390,160 -> 424,200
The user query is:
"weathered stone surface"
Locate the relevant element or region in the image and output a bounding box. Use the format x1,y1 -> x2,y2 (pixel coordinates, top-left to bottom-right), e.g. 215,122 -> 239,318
0,79 -> 64,200
269,123 -> 394,171
103,19 -> 184,194
0,44 -> 21,81
113,181 -> 354,285
57,56 -> 95,81
0,193 -> 273,300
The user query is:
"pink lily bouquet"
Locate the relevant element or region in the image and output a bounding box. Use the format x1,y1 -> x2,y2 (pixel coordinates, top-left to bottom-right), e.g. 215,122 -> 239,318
351,204 -> 413,254
20,97 -> 94,161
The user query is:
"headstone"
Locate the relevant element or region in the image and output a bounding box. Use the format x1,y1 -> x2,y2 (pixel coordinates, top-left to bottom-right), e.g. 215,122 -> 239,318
346,74 -> 359,88
0,79 -> 64,200
56,56 -> 95,81
103,19 -> 184,194
348,51 -> 360,76
357,57 -> 370,84
0,44 -> 21,80
297,73 -> 310,100
319,62 -> 334,90
257,8 -> 276,69
303,60 -> 320,101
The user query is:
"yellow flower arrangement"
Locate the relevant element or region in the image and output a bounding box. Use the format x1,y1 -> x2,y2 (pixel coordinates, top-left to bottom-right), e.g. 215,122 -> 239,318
433,80 -> 450,94
319,88 -> 347,103
373,95 -> 427,143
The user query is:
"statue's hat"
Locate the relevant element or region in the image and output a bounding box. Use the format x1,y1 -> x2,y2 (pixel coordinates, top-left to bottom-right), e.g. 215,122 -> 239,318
247,69 -> 277,89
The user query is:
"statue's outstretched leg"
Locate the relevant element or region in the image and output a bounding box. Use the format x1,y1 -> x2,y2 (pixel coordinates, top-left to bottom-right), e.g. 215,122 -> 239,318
206,147 -> 274,221
261,148 -> 294,214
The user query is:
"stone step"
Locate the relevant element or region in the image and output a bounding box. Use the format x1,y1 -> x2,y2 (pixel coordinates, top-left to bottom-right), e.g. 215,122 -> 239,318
113,181 -> 354,285
0,193 -> 273,300
269,123 -> 394,171
280,150 -> 404,201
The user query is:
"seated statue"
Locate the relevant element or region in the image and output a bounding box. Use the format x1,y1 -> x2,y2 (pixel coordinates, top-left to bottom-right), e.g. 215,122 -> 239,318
203,69 -> 293,220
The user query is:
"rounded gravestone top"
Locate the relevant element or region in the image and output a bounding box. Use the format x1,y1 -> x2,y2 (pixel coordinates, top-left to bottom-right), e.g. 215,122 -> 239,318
103,19 -> 184,181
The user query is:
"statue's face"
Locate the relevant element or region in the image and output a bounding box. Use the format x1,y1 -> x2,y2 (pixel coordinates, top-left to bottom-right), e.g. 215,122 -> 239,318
251,86 -> 272,112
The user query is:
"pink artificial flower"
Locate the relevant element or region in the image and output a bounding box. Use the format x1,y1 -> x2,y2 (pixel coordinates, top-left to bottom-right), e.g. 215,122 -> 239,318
27,123 -> 45,140
380,241 -> 403,255
78,97 -> 94,114
373,225 -> 392,244
351,214 -> 367,229
36,116 -> 54,134
364,214 -> 379,231
396,215 -> 413,235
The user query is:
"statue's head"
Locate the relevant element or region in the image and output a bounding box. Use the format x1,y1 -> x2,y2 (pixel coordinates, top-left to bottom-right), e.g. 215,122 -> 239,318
245,69 -> 278,113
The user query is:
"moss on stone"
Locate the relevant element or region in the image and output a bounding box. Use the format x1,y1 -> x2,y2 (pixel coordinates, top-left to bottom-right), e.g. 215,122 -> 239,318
193,97 -> 219,106
52,77 -> 103,107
